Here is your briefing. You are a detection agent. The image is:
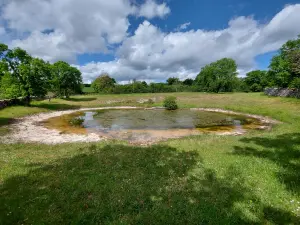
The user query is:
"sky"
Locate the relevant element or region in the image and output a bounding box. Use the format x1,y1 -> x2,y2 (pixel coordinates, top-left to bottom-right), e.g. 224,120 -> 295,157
1,0 -> 300,83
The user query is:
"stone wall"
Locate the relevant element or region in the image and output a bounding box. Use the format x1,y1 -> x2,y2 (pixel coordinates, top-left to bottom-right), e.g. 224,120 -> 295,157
264,88 -> 300,98
0,98 -> 28,110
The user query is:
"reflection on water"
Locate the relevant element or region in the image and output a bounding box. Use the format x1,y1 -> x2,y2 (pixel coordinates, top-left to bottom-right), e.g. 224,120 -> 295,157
44,109 -> 268,143
83,109 -> 253,131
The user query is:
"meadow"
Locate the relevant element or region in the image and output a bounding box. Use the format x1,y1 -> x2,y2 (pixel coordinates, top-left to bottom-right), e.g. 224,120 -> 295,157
0,92 -> 299,224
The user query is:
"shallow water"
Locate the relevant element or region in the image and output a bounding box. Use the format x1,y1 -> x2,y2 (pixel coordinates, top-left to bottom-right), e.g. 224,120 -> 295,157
83,109 -> 253,130
43,109 -> 267,143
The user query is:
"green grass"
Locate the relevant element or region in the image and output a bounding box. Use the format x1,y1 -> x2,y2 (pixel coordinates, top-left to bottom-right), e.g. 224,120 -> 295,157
0,93 -> 300,224
82,86 -> 95,93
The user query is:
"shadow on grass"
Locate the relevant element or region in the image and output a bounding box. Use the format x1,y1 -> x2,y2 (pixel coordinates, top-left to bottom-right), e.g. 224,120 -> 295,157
233,133 -> 300,193
0,117 -> 15,126
0,118 -> 16,135
0,144 -> 298,224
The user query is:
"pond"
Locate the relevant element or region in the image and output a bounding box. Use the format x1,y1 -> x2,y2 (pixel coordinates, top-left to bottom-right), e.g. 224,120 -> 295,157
43,109 -> 268,143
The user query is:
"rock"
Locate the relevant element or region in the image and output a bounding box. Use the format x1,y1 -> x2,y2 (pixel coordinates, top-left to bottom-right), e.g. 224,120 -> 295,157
264,88 -> 300,98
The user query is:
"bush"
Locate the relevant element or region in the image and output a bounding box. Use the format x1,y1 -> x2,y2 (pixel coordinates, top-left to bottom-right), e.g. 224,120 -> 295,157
163,96 -> 178,110
250,83 -> 263,92
69,117 -> 84,127
290,78 -> 300,89
148,98 -> 154,104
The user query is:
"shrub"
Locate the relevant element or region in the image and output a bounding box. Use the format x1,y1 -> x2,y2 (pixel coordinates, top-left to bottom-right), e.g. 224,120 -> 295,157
69,117 -> 84,127
148,98 -> 154,104
163,96 -> 178,110
290,78 -> 300,89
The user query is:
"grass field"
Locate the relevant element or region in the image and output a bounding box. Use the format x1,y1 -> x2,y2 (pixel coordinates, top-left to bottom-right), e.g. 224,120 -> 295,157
0,93 -> 299,224
82,86 -> 95,93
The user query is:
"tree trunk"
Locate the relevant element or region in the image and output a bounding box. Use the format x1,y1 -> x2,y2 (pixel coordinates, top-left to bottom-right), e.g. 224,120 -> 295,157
25,95 -> 31,106
65,89 -> 69,99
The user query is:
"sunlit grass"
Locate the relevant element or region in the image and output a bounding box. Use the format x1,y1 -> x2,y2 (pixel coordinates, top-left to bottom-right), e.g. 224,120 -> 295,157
0,92 -> 299,224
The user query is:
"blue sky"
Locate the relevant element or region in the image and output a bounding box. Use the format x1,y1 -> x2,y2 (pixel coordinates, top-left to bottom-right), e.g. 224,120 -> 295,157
1,0 -> 300,82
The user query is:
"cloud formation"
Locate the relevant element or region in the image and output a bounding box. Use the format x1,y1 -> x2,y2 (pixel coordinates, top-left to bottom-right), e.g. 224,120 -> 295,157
138,0 -> 171,19
78,4 -> 300,82
176,22 -> 191,31
1,0 -> 170,63
1,1 -> 300,83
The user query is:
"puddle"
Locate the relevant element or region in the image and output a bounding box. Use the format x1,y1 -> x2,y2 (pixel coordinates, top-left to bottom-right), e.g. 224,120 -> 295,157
42,108 -> 270,143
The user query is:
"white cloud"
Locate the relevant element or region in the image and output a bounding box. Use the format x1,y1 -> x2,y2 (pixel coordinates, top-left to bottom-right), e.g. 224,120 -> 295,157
1,0 -> 170,62
76,60 -> 195,83
138,0 -> 170,19
11,31 -> 79,63
176,22 -> 191,31
78,4 -> 300,83
1,1 -> 300,83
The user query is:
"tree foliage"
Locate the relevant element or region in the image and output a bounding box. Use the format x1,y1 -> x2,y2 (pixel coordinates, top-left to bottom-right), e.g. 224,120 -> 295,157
244,70 -> 268,92
196,58 -> 238,93
0,43 -> 82,103
5,47 -> 46,104
288,50 -> 300,76
183,78 -> 194,86
167,77 -> 180,85
0,72 -> 21,99
91,73 -> 116,93
268,35 -> 300,88
51,61 -> 82,98
0,44 -> 9,78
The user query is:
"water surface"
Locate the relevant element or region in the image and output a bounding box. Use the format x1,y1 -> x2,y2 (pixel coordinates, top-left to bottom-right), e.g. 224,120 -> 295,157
43,109 -> 266,143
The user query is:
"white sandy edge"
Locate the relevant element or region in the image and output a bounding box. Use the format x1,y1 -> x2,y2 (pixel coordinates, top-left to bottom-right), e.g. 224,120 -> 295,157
0,107 -> 280,145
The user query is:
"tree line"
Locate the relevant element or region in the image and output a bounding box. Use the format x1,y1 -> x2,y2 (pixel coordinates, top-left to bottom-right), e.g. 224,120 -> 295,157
2,34 -> 300,100
0,43 -> 83,105
90,35 -> 300,94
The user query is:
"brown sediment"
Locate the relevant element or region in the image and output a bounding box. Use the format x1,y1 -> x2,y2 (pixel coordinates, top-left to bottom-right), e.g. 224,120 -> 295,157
41,111 -> 87,134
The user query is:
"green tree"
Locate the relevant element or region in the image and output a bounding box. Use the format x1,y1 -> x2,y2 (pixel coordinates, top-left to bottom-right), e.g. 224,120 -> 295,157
196,58 -> 238,93
268,55 -> 291,87
244,70 -> 268,92
235,78 -> 250,92
0,43 -> 8,56
167,77 -> 180,85
0,44 -> 9,78
290,77 -> 300,89
268,35 -> 300,87
5,48 -> 51,105
51,61 -> 82,98
91,73 -> 116,93
183,78 -> 194,86
288,50 -> 300,76
0,72 -> 21,99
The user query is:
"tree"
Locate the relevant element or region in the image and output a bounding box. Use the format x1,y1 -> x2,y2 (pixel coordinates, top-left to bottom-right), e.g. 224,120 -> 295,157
268,55 -> 291,88
5,48 -> 50,105
268,35 -> 300,88
288,50 -> 300,76
0,44 -> 8,78
91,73 -> 116,93
0,72 -> 21,99
0,43 -> 8,56
51,61 -> 82,98
183,78 -> 194,86
167,77 -> 180,85
195,58 -> 238,93
244,70 -> 268,92
236,78 -> 250,93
